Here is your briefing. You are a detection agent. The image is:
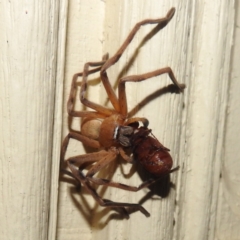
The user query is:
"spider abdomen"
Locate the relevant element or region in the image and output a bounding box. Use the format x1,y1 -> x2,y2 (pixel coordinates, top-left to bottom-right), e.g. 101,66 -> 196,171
81,118 -> 102,140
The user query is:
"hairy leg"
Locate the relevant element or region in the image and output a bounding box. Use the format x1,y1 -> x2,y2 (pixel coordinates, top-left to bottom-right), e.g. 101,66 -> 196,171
118,67 -> 186,116
60,131 -> 101,179
100,8 -> 176,114
68,161 -> 151,218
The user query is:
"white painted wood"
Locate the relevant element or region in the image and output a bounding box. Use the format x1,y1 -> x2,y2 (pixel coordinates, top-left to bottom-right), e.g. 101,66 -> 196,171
0,1 -> 65,240
56,1 -> 105,240
214,2 -> 240,240
48,1 -> 68,240
174,1 -> 235,239
57,0 -> 236,240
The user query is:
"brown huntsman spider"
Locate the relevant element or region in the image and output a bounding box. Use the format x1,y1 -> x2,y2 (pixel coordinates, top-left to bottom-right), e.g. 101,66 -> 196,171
60,7 -> 185,218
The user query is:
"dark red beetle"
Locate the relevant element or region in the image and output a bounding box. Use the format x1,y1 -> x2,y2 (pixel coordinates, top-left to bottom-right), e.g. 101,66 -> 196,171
131,127 -> 175,177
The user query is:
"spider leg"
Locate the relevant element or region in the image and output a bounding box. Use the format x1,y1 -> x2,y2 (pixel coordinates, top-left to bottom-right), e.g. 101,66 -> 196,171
68,53 -> 112,118
60,131 -> 101,179
100,8 -> 176,113
119,147 -> 133,163
66,149 -> 116,179
118,67 -> 186,116
67,150 -> 109,168
68,161 -> 150,218
68,66 -> 106,118
86,166 -> 179,192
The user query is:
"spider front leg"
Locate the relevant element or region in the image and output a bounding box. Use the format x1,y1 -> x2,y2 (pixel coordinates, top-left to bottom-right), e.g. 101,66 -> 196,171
118,67 -> 186,116
100,8 -> 176,111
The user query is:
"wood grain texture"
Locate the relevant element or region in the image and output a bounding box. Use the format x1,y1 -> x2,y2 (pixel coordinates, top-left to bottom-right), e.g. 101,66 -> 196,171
48,0 -> 68,239
94,1 -> 188,239
56,1 -> 105,239
0,1 -> 62,239
174,1 -> 235,239
56,0 -> 237,240
215,2 -> 240,239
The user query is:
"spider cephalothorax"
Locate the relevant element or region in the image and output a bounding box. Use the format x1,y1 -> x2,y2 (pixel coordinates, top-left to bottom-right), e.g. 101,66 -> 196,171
61,7 -> 185,218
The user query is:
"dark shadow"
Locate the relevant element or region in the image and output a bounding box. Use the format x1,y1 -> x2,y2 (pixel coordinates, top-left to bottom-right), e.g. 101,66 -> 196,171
68,184 -> 130,227
128,83 -> 183,117
118,159 -> 175,200
60,156 -> 132,228
136,164 -> 175,199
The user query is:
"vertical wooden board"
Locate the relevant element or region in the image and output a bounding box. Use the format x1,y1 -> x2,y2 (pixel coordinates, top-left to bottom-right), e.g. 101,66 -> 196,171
56,1 -> 105,239
0,1 -> 60,239
57,0 -> 236,240
215,1 -> 240,239
174,1 -> 235,240
48,0 -> 68,239
92,1 -> 189,239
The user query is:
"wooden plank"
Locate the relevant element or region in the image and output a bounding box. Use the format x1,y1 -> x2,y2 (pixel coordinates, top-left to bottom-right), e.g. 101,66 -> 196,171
174,1 -> 235,239
215,2 -> 240,239
56,1 -> 105,239
56,0 -> 236,239
0,1 -> 61,239
48,0 -> 68,239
